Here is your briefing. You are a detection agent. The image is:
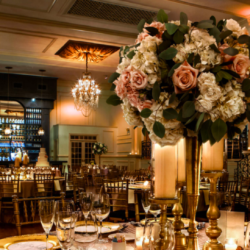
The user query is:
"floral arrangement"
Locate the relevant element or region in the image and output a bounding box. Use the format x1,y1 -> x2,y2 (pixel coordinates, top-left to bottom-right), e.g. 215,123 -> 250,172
107,10 -> 250,147
92,142 -> 108,155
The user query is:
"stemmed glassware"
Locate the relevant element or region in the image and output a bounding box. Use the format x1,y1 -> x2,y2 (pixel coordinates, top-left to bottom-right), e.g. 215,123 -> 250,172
141,191 -> 151,223
56,211 -> 74,250
39,200 -> 55,250
80,192 -> 93,235
149,203 -> 161,222
54,200 -> 75,227
92,194 -> 110,242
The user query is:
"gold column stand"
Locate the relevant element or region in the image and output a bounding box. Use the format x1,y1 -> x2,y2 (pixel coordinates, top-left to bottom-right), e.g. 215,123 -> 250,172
186,137 -> 201,250
149,197 -> 178,250
201,171 -> 223,250
173,182 -> 187,250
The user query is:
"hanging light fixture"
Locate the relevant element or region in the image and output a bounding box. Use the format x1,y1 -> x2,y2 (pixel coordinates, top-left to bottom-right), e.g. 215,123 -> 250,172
38,69 -> 45,136
4,67 -> 12,135
71,52 -> 101,117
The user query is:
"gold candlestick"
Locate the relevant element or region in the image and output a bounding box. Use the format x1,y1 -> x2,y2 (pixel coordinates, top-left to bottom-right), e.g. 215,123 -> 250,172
173,182 -> 187,250
186,137 -> 201,250
201,171 -> 223,250
150,197 -> 178,250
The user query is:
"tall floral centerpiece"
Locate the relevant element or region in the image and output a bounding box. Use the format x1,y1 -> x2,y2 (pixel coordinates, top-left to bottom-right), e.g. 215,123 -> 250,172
92,142 -> 108,165
107,9 -> 250,250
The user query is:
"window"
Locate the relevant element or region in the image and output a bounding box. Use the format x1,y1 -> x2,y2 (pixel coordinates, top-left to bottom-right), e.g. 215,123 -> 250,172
70,135 -> 97,165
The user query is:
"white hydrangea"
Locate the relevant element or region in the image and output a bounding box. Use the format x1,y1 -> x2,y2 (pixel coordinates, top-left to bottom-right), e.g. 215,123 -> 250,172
225,19 -> 244,38
121,98 -> 143,126
116,57 -> 131,74
137,36 -> 162,53
190,28 -> 217,49
169,20 -> 192,27
195,97 -> 213,113
197,73 -> 222,102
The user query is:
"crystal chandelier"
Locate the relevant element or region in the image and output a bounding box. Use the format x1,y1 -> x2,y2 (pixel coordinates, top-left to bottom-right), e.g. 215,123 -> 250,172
72,52 -> 101,117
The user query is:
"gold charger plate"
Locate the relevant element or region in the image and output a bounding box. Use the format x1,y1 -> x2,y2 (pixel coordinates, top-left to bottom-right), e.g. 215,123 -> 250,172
0,234 -> 60,250
140,217 -> 197,228
75,221 -> 122,234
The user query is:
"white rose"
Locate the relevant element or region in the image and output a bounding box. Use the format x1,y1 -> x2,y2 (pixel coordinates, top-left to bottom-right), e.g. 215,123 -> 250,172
137,36 -> 162,53
198,73 -> 222,102
226,19 -> 242,37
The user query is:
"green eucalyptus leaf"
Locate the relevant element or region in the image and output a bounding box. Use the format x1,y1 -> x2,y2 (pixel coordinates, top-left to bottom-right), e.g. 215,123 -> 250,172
223,47 -> 239,56
159,47 -> 178,60
209,26 -> 221,43
217,19 -> 226,32
242,78 -> 250,92
196,112 -> 205,131
179,24 -> 189,34
200,119 -> 212,143
209,44 -> 220,53
219,30 -> 233,40
145,27 -> 159,36
152,82 -> 160,101
238,35 -> 250,44
162,30 -> 172,41
173,30 -> 184,44
165,23 -> 178,35
168,63 -> 182,77
187,53 -> 195,64
153,121 -> 165,138
140,108 -> 153,118
110,84 -> 116,91
108,72 -> 120,84
158,40 -> 171,53
185,112 -> 199,125
127,50 -> 136,59
182,101 -> 195,118
106,95 -> 123,106
169,92 -> 176,104
146,17 -> 154,24
210,16 -> 216,25
163,108 -> 178,120
137,19 -> 146,32
124,46 -> 130,54
220,70 -> 232,80
157,9 -> 168,23
222,69 -> 240,79
211,65 -> 221,73
211,118 -> 227,142
180,12 -> 188,25
142,126 -> 147,136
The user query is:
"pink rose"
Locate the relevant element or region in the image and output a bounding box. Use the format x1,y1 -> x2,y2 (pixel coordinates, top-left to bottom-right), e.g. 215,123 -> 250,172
136,32 -> 149,43
114,77 -> 127,100
130,70 -> 148,90
137,100 -> 153,112
172,61 -> 199,94
144,21 -> 165,34
127,90 -> 140,107
228,54 -> 250,81
121,68 -> 131,85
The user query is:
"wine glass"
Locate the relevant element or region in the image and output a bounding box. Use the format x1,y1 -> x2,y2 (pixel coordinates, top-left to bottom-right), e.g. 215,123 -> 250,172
80,192 -> 93,235
92,194 -> 110,242
54,200 -> 75,227
56,211 -> 74,250
149,203 -> 161,222
141,191 -> 151,223
39,200 -> 55,250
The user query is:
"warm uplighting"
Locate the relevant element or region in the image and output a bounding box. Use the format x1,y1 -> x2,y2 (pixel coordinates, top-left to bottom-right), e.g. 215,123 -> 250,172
38,127 -> 45,136
4,126 -> 12,135
144,181 -> 149,186
225,238 -> 238,250
72,52 -> 101,117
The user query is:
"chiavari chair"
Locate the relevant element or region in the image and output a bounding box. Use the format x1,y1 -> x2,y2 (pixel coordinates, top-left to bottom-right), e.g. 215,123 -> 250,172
218,180 -> 238,207
34,174 -> 55,198
0,174 -> 20,221
12,192 -> 65,235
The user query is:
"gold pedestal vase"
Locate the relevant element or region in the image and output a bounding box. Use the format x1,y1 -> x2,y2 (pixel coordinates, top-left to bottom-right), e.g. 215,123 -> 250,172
150,197 -> 178,250
201,171 -> 223,250
173,182 -> 187,250
186,137 -> 201,250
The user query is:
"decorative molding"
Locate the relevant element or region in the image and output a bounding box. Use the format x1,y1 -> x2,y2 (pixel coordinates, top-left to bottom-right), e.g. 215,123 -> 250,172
117,142 -> 131,145
42,38 -> 57,53
0,13 -> 137,38
0,0 -> 57,13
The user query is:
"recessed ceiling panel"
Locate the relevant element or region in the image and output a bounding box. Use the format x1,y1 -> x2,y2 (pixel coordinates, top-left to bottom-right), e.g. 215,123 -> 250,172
1,0 -> 55,11
0,32 -> 54,53
55,40 -> 119,63
68,0 -> 157,25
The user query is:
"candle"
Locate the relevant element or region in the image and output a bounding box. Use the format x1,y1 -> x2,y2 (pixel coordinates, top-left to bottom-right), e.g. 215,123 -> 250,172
225,238 -> 237,250
154,144 -> 177,198
177,138 -> 186,182
202,140 -> 224,171
136,227 -> 143,250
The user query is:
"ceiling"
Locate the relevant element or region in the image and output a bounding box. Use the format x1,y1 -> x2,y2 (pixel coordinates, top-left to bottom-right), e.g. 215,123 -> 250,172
0,0 -> 249,90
